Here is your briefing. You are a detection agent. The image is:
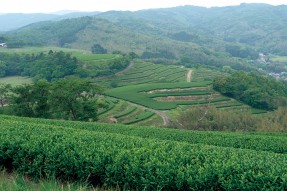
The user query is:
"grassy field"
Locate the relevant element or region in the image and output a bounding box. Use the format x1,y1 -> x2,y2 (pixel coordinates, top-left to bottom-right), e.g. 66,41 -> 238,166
0,76 -> 33,86
0,46 -> 118,62
0,46 -> 88,54
1,115 -> 287,190
0,170 -> 114,191
270,55 -> 287,63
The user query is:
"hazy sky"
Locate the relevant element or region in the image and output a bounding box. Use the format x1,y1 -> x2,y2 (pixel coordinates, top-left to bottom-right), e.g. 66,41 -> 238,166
0,0 -> 286,13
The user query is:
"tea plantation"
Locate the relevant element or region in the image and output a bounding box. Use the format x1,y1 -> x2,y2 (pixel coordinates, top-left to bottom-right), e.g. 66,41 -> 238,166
1,115 -> 287,190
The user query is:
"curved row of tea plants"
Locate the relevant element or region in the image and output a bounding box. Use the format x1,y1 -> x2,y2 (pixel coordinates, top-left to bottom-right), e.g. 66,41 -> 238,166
1,119 -> 287,190
114,106 -> 137,119
123,110 -> 155,125
95,61 -> 187,87
104,82 -> 232,110
1,115 -> 287,154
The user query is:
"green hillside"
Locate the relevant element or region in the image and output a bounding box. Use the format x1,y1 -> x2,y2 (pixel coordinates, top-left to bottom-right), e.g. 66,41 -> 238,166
98,4 -> 287,56
3,4 -> 287,74
1,3 -> 287,190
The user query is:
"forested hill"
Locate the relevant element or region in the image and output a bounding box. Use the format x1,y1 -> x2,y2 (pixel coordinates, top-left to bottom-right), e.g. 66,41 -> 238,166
2,3 -> 287,70
97,3 -> 287,56
0,12 -> 100,31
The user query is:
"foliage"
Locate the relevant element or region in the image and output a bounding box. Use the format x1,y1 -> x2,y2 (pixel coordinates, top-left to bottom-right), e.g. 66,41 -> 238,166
213,72 -> 287,110
0,51 -> 78,81
91,44 -> 107,54
141,49 -> 176,60
11,80 -> 50,118
2,114 -> 287,153
172,107 -> 260,131
1,117 -> 287,190
9,77 -> 102,121
225,44 -> 258,59
0,84 -> 11,107
5,17 -> 92,47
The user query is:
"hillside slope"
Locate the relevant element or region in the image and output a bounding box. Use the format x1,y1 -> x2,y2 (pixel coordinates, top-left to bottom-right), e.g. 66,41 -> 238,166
97,3 -> 287,55
0,12 -> 100,31
3,3 -> 287,73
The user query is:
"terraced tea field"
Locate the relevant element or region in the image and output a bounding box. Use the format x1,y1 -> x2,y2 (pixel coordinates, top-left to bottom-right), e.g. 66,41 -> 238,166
94,61 -> 187,87
96,98 -> 162,126
100,63 -> 267,125
192,67 -> 228,81
105,81 -> 251,110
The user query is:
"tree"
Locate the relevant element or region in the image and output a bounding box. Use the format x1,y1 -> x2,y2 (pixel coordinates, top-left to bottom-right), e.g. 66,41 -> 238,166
9,78 -> 102,121
0,61 -> 7,77
91,44 -> 107,54
10,80 -> 50,117
11,84 -> 37,117
213,72 -> 287,110
49,77 -> 101,121
0,84 -> 11,107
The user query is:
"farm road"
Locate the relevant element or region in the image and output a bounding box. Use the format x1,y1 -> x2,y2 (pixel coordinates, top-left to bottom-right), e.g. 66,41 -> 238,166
129,102 -> 170,126
187,69 -> 192,82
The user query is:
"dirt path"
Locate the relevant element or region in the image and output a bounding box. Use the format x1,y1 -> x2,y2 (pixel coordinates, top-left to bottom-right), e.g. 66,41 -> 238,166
187,69 -> 192,82
116,61 -> 134,76
128,102 -> 169,126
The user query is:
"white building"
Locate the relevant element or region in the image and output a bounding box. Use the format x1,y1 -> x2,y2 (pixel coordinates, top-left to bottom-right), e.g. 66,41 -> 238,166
0,43 -> 7,47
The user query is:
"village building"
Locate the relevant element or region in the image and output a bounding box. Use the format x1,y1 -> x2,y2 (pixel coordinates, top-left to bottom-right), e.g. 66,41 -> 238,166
0,43 -> 7,47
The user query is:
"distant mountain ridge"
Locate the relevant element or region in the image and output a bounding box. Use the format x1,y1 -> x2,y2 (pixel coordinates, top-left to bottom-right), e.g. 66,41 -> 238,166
2,3 -> 287,67
0,11 -> 100,31
96,3 -> 287,55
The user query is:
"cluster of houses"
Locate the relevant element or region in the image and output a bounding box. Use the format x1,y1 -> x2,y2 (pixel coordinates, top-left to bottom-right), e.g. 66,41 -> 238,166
269,72 -> 287,81
0,43 -> 7,48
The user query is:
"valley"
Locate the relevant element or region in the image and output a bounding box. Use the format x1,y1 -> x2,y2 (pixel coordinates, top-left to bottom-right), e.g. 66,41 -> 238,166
1,3 -> 287,190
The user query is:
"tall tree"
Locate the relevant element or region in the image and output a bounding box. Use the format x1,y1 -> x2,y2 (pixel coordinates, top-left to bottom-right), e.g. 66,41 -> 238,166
10,80 -> 50,117
49,77 -> 101,121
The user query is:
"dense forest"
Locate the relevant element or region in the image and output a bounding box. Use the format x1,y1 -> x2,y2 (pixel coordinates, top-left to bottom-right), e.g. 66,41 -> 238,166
213,72 -> 287,110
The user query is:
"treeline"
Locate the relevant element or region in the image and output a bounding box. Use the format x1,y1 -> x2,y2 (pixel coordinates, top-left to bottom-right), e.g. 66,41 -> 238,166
0,77 -> 103,121
0,50 -> 132,80
213,72 -> 287,110
0,51 -> 79,81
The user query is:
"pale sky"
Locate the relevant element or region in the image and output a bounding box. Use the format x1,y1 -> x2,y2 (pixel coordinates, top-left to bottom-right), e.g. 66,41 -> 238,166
0,0 -> 286,13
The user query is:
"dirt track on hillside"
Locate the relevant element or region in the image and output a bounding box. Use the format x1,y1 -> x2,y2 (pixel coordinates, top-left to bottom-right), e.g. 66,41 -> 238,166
187,69 -> 192,82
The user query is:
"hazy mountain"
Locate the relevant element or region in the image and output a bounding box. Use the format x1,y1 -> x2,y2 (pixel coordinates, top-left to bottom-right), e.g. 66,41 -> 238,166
2,3 -> 287,73
0,11 -> 100,31
96,3 -> 287,55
